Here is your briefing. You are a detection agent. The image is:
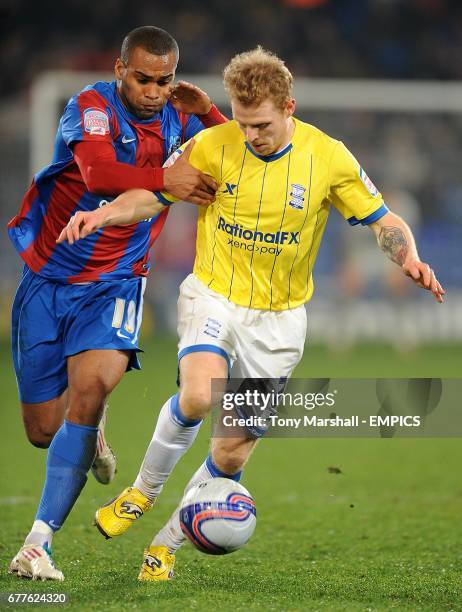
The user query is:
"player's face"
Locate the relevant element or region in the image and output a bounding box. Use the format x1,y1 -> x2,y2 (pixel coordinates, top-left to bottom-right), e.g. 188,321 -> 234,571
115,47 -> 178,119
231,98 -> 296,156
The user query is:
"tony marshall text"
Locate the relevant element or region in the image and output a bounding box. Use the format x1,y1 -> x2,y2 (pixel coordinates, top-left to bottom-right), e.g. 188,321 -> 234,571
222,415 -> 422,429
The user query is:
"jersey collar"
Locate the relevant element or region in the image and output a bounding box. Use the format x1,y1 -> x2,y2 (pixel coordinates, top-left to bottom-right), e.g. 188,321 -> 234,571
244,141 -> 292,162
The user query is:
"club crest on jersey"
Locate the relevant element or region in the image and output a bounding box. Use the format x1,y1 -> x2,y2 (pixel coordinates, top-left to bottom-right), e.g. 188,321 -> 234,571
84,108 -> 110,136
359,167 -> 379,197
203,317 -> 222,339
289,183 -> 306,210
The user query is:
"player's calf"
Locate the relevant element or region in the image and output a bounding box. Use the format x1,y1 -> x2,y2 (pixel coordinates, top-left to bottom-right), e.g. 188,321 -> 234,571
16,350 -> 128,572
24,425 -> 55,449
211,436 -> 257,476
95,394 -> 202,539
21,394 -> 68,449
178,350 -> 229,420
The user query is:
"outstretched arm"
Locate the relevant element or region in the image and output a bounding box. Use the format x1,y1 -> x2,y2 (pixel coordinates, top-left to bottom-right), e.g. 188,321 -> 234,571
57,140 -> 213,245
369,211 -> 445,303
56,189 -> 164,245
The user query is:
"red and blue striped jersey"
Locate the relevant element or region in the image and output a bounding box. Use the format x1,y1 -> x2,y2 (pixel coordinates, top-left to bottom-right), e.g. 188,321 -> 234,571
8,80 -> 211,283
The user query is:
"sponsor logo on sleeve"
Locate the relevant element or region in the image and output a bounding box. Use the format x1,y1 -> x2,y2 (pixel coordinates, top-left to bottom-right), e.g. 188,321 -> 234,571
84,108 -> 110,136
167,135 -> 182,157
163,147 -> 183,168
359,167 -> 379,197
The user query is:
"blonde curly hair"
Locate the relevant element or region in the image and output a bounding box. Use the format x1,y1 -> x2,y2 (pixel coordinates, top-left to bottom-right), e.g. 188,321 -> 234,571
223,46 -> 293,110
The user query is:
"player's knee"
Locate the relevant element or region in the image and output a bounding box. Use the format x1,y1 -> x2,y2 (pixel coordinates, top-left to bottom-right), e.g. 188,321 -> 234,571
67,378 -> 108,424
179,388 -> 212,420
76,375 -> 111,399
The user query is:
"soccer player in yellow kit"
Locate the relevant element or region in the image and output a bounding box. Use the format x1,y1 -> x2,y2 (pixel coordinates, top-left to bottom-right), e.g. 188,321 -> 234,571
58,47 -> 444,581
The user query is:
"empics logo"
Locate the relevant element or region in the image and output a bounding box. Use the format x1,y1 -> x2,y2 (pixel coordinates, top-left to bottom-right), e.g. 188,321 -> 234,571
218,216 -> 300,256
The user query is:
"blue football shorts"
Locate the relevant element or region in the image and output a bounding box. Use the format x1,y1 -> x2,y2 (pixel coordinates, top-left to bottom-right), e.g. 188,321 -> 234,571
11,267 -> 146,404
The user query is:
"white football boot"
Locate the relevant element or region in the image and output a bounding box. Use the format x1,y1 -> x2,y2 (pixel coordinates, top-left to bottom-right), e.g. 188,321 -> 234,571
91,404 -> 117,485
8,544 -> 64,581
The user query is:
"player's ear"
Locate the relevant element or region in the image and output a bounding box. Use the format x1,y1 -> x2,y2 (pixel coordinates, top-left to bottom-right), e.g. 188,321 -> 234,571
285,98 -> 296,117
114,58 -> 125,81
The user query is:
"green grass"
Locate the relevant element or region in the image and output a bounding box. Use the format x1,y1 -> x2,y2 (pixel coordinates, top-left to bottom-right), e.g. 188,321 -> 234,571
0,338 -> 461,611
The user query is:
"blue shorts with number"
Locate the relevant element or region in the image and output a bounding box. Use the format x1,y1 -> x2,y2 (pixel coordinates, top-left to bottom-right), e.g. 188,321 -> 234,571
11,267 -> 146,404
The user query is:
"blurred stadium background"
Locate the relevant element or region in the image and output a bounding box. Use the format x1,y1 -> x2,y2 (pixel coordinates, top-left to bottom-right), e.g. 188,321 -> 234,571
1,2 -> 461,608
1,0 -> 461,357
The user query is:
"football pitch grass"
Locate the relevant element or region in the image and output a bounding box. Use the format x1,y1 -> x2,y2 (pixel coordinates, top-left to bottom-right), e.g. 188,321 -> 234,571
0,338 -> 461,611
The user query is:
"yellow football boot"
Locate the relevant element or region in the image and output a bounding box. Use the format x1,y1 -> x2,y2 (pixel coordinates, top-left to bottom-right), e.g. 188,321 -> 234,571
94,486 -> 153,539
138,545 -> 175,581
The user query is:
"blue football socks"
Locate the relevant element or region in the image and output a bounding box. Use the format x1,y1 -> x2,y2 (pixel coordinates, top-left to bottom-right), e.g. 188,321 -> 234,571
35,420 -> 98,532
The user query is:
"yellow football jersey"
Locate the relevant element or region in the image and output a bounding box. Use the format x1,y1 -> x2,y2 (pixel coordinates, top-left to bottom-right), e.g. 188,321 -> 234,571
161,118 -> 388,311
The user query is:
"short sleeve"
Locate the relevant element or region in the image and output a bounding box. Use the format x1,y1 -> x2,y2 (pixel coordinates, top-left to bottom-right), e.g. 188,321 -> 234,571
328,142 -> 388,226
61,90 -> 114,147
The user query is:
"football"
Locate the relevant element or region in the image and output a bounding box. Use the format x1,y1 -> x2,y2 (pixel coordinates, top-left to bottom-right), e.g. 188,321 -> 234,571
179,478 -> 257,555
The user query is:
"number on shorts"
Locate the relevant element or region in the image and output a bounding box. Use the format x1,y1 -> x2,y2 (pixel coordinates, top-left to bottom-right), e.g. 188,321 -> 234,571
112,298 -> 136,333
125,300 -> 136,333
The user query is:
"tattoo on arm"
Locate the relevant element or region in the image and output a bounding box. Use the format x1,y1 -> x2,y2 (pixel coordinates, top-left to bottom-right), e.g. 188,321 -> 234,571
378,226 -> 408,265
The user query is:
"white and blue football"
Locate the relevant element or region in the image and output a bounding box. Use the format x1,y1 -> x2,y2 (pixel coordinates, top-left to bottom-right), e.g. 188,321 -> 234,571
179,478 -> 256,555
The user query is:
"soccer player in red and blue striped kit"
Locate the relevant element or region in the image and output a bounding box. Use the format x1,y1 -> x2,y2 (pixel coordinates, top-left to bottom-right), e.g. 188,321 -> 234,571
7,25 -> 226,581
